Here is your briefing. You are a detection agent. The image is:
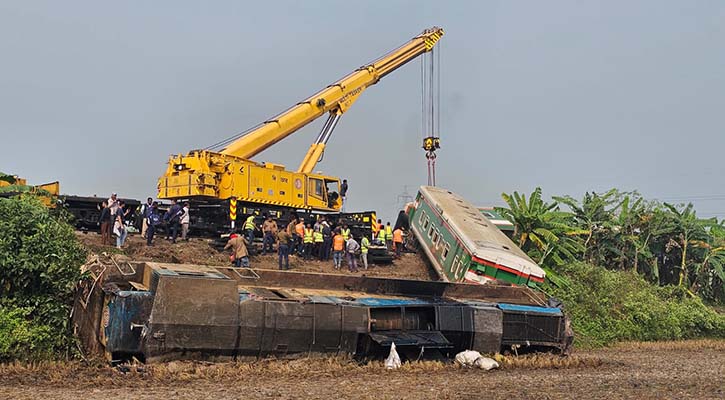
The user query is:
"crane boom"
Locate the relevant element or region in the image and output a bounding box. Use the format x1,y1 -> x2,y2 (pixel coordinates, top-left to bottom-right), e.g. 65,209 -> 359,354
220,27 -> 444,173
158,27 -> 444,216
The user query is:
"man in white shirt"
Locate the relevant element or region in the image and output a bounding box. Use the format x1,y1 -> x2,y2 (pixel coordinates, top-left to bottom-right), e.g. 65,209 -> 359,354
181,202 -> 190,240
107,193 -> 119,217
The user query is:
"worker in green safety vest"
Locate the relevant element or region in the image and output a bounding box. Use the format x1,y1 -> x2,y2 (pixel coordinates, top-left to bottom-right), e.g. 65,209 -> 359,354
313,229 -> 324,260
377,226 -> 386,244
341,225 -> 350,241
244,215 -> 256,247
385,222 -> 393,252
303,225 -> 314,260
360,235 -> 370,270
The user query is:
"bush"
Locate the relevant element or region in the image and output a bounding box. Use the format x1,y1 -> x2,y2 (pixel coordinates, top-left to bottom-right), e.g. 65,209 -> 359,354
0,196 -> 86,360
545,262 -> 725,347
0,306 -> 56,361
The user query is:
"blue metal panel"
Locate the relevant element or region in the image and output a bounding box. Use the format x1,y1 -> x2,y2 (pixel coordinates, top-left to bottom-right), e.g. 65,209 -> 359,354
497,303 -> 562,315
105,291 -> 153,354
354,297 -> 432,306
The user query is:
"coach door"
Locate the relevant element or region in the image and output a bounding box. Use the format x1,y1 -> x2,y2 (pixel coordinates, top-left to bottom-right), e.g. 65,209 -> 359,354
449,247 -> 469,283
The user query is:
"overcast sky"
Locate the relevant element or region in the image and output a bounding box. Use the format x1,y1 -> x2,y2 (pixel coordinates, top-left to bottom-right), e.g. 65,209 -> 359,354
2,1 -> 725,221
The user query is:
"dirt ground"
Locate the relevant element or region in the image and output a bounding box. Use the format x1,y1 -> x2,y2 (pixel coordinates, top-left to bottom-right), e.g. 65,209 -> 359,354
76,231 -> 435,280
1,340 -> 723,399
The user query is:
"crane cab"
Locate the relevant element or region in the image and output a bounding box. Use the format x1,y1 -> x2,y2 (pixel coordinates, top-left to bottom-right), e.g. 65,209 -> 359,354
307,174 -> 341,211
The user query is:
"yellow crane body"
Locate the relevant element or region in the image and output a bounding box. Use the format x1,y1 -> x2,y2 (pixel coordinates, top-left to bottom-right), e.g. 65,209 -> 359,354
158,27 -> 444,212
158,150 -> 339,211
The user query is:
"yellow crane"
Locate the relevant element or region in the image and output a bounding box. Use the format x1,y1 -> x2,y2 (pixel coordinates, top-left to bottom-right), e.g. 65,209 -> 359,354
158,27 -> 443,215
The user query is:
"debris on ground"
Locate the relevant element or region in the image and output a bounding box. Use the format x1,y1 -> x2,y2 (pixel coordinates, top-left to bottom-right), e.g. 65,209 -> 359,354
455,350 -> 500,370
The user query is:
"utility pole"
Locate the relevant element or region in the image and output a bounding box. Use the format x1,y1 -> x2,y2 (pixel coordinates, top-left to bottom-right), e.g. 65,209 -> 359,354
396,185 -> 414,210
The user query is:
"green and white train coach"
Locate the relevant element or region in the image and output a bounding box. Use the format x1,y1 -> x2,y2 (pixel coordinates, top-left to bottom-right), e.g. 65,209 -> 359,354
406,186 -> 545,288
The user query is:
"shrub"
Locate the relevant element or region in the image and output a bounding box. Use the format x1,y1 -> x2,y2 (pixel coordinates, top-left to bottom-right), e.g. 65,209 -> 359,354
0,196 -> 86,360
546,262 -> 725,347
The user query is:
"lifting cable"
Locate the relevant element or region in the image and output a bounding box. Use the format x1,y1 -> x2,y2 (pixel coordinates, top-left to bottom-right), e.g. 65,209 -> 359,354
203,123 -> 264,152
421,42 -> 441,186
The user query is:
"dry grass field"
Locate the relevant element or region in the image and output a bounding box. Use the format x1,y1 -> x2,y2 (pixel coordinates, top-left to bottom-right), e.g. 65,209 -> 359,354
1,340 -> 723,399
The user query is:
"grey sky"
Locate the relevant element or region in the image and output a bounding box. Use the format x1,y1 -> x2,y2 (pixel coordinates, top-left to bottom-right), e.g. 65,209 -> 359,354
2,1 -> 724,222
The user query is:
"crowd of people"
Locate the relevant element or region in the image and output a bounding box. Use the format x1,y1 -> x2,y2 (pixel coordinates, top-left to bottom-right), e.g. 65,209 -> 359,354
226,214 -> 407,272
97,193 -> 190,249
96,189 -> 406,274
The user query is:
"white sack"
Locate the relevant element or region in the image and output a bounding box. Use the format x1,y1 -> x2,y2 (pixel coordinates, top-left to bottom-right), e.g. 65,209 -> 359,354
384,342 -> 401,369
455,350 -> 499,370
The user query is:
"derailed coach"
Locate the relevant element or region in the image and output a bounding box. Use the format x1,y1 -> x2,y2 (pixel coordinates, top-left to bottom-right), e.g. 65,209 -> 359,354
72,261 -> 573,363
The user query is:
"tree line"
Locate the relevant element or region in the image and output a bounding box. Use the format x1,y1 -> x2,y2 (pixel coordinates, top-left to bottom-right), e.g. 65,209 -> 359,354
495,188 -> 725,303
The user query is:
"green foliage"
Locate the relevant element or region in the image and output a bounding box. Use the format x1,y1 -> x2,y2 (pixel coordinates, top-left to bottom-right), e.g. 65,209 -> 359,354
0,306 -> 56,362
0,196 -> 86,361
499,188 -> 725,303
546,262 -> 725,347
495,188 -> 585,271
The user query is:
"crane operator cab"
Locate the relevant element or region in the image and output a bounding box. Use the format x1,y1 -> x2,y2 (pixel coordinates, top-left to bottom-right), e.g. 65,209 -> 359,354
307,175 -> 341,210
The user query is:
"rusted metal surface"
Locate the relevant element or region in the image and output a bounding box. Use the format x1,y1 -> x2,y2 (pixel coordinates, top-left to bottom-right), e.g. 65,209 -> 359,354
72,261 -> 571,363
214,267 -> 548,306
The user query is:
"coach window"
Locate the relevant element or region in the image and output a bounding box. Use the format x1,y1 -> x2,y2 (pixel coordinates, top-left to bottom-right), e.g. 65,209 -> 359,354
432,229 -> 439,245
423,215 -> 430,230
442,243 -> 450,259
428,224 -> 435,239
419,210 -> 426,224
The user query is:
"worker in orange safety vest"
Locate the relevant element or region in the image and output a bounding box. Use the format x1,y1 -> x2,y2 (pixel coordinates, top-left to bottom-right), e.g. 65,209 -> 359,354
393,227 -> 404,258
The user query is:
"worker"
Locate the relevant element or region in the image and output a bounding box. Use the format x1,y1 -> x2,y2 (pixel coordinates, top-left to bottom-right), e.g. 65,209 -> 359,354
340,179 -> 348,211
262,215 -> 278,255
321,219 -> 332,261
295,219 -> 305,256
139,197 -> 153,239
303,224 -> 314,260
114,201 -> 128,249
277,227 -> 291,270
332,229 -> 345,269
360,234 -> 370,270
146,202 -> 162,246
341,224 -> 350,241
313,228 -> 324,260
224,229 -> 250,268
286,217 -> 298,254
107,193 -> 120,220
385,222 -> 393,252
377,223 -> 387,244
181,202 -> 190,241
393,227 -> 404,258
164,199 -> 185,243
98,201 -> 111,246
345,234 -> 360,273
243,214 -> 256,248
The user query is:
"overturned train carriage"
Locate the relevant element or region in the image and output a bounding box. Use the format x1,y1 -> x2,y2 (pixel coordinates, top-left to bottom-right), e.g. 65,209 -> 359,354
73,262 -> 572,363
407,186 -> 546,287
